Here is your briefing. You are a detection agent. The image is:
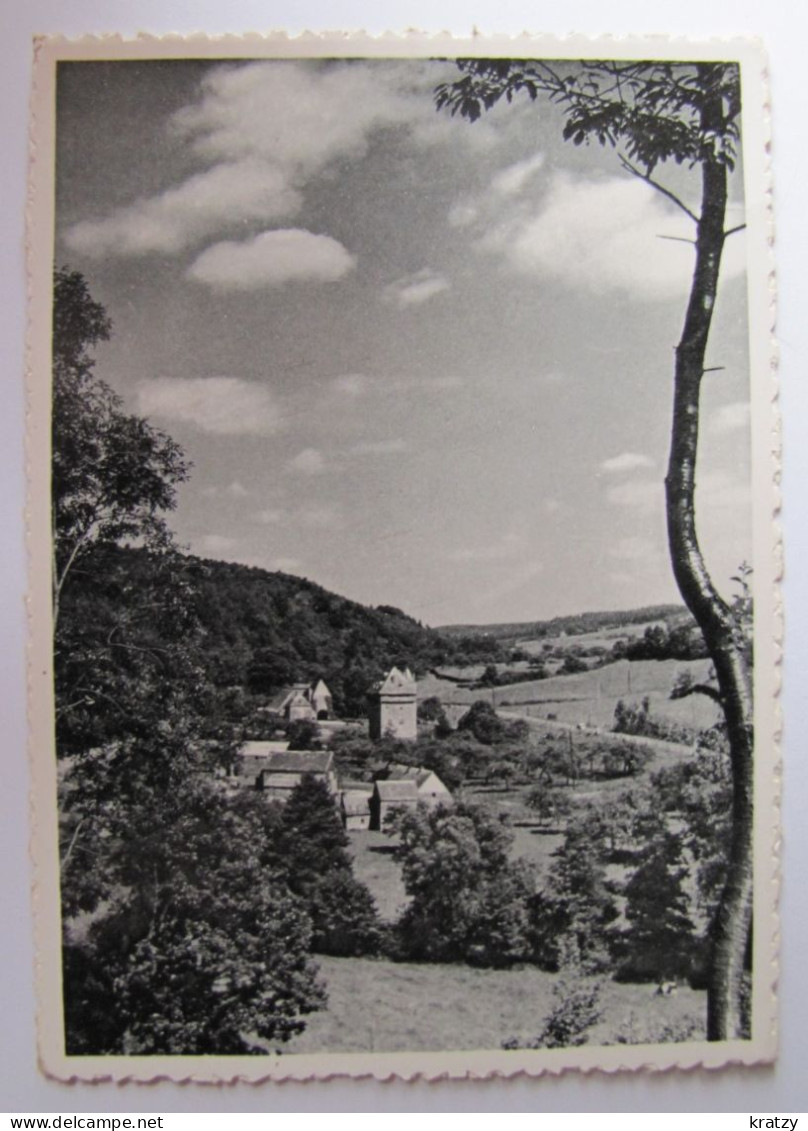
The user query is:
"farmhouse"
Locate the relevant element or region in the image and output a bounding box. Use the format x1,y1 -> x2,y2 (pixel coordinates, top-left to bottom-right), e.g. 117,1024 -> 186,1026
369,778 -> 419,830
368,666 -> 417,740
237,739 -> 291,784
256,749 -> 338,801
275,679 -> 335,723
340,789 -> 372,831
380,763 -> 453,810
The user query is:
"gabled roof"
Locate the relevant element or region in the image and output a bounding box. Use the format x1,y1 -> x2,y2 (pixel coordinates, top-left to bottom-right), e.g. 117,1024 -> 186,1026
371,666 -> 417,697
240,740 -> 291,757
374,779 -> 419,802
260,750 -> 334,775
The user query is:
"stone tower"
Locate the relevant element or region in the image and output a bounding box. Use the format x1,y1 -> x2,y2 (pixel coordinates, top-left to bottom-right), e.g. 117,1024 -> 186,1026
368,666 -> 417,740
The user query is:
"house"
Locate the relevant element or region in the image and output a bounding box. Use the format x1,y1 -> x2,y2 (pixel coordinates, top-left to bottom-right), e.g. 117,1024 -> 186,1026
254,749 -> 338,801
340,789 -> 372,831
378,763 -> 453,810
237,740 -> 291,784
274,679 -> 335,723
369,778 -> 419,830
368,666 -> 417,740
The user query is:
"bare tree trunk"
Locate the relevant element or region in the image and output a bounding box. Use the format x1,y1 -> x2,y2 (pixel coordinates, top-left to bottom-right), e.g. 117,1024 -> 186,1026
665,70 -> 754,1040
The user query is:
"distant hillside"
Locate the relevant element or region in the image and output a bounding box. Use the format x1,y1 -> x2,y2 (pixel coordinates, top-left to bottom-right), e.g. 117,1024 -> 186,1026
183,555 -> 506,716
437,604 -> 688,644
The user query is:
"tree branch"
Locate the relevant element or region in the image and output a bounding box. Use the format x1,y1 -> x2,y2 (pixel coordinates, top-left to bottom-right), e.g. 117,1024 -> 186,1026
617,153 -> 700,223
724,223 -> 747,238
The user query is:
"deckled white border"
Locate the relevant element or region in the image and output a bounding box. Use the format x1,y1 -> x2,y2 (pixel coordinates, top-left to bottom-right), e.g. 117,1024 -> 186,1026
27,30 -> 779,1084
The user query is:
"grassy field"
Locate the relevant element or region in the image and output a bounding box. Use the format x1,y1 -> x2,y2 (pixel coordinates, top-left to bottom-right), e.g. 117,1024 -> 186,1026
283,955 -> 706,1054
420,657 -> 721,733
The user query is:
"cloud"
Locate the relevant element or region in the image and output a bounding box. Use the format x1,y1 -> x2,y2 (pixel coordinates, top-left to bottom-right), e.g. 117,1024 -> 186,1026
479,173 -> 746,301
383,268 -> 450,309
606,479 -> 662,511
187,229 -> 355,290
137,376 -> 283,435
255,508 -> 284,524
288,448 -> 326,475
66,60 -> 495,261
609,535 -> 658,562
489,152 -> 545,197
198,534 -> 237,555
300,505 -> 339,528
448,200 -> 480,229
64,159 -> 301,258
202,480 -> 251,498
447,528 -> 528,563
350,438 -> 408,456
331,374 -> 371,397
710,401 -> 751,434
600,452 -> 655,474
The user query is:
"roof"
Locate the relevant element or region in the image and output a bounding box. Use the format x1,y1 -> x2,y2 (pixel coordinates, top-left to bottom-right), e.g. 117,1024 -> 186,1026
371,666 -> 417,697
240,740 -> 291,756
260,750 -> 334,775
374,779 -> 419,802
341,790 -> 372,816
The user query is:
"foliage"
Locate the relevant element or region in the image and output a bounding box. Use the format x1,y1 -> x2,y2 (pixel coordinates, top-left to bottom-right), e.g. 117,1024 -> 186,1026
437,603 -> 685,645
280,775 -> 383,957
63,780 -> 324,1055
507,974 -> 603,1050
530,812 -> 619,972
392,804 -> 535,967
615,830 -> 697,983
52,267 -> 188,626
613,696 -> 695,745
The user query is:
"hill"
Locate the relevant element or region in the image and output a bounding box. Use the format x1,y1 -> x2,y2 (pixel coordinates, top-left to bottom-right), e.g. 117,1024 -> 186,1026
436,604 -> 688,644
181,555 -> 506,716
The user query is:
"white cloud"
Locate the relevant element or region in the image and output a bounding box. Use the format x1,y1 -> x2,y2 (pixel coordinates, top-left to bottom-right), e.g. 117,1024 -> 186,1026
187,229 -> 355,290
137,376 -> 283,435
710,401 -> 751,434
199,534 -> 237,555
448,200 -> 480,229
479,173 -> 746,301
288,448 -> 326,475
66,60 -> 495,261
606,479 -> 663,511
300,505 -> 339,528
489,152 -> 544,197
350,438 -> 408,456
609,535 -> 658,562
600,452 -> 655,474
447,528 -> 528,563
255,508 -> 284,524
331,374 -> 371,397
383,268 -> 450,309
544,498 -> 561,515
201,480 -> 251,498
64,159 -> 300,257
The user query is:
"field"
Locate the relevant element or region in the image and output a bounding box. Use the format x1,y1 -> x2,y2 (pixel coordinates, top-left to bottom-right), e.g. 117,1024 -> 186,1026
283,955 -> 705,1054
419,657 -> 722,733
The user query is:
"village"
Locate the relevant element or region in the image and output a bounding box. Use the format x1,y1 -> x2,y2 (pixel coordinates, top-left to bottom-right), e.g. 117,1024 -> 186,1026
232,666 -> 454,831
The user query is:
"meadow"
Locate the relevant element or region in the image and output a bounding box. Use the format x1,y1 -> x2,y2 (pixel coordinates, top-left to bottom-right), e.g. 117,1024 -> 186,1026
284,955 -> 705,1055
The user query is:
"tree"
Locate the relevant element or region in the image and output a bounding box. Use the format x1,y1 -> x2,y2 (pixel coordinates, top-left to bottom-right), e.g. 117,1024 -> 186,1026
392,803 -> 534,966
436,62 -> 751,1039
63,781 -> 324,1055
457,700 -> 505,744
52,267 -> 189,630
280,775 -> 382,956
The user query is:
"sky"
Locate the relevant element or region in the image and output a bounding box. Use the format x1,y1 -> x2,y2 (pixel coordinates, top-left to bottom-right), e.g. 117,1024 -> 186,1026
54,58 -> 753,627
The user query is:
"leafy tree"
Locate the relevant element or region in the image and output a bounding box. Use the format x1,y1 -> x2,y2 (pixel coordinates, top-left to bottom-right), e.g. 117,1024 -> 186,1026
280,775 -> 382,956
531,812 -> 619,972
52,267 -> 188,629
525,783 -> 572,829
436,58 -> 752,1039
63,781 -> 324,1055
392,803 -> 534,966
616,831 -> 697,983
457,700 -> 506,745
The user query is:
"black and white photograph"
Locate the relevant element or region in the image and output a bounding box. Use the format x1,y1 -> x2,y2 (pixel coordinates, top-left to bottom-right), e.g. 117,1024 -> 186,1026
27,34 -> 778,1080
